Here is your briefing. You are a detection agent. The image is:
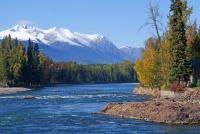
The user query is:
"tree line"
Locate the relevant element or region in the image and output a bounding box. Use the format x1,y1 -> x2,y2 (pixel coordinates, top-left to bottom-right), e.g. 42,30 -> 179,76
42,60 -> 136,84
0,36 -> 137,87
134,0 -> 200,90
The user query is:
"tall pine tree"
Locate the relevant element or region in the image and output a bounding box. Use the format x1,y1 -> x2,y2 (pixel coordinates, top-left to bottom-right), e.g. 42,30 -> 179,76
33,43 -> 41,84
169,0 -> 192,85
26,39 -> 34,86
26,40 -> 42,86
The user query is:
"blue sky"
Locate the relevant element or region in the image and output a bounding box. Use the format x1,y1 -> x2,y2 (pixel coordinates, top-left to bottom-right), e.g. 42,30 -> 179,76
0,0 -> 199,47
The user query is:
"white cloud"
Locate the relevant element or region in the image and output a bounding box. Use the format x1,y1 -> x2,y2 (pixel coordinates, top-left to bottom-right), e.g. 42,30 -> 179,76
15,20 -> 34,26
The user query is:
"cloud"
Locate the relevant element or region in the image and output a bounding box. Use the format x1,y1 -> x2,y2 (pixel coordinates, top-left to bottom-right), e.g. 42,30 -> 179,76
15,20 -> 34,26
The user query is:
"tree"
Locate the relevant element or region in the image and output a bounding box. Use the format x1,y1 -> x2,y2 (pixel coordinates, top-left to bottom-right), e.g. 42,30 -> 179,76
168,0 -> 192,85
159,33 -> 171,86
134,37 -> 160,87
26,40 -> 43,86
0,36 -> 27,86
32,43 -> 41,84
12,42 -> 27,85
186,22 -> 200,59
0,35 -> 17,86
38,51 -> 46,82
140,2 -> 163,41
26,39 -> 34,86
0,43 -> 7,86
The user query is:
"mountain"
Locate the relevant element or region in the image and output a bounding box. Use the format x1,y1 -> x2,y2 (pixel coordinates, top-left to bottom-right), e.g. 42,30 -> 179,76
0,25 -> 142,64
119,46 -> 143,62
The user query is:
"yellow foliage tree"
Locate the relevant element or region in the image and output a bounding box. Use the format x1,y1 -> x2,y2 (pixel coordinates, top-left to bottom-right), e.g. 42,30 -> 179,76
159,34 -> 171,87
186,22 -> 200,59
134,37 -> 160,87
12,43 -> 27,84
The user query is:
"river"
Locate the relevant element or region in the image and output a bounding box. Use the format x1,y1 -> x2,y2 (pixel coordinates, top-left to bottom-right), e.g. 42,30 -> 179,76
0,83 -> 199,134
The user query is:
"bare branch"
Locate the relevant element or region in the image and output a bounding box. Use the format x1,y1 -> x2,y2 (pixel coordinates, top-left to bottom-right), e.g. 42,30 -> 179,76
139,1 -> 163,41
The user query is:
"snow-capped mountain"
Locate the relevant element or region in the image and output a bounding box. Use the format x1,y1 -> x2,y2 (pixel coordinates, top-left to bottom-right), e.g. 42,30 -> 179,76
119,46 -> 143,61
0,24 -> 106,46
0,25 -> 142,64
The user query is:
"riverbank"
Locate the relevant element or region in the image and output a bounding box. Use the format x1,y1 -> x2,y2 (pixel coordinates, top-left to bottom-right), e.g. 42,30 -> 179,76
100,86 -> 200,125
0,87 -> 32,95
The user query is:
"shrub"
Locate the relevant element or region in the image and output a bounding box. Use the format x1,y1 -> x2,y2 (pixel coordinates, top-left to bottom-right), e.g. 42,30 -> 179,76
169,83 -> 185,92
196,80 -> 200,87
161,84 -> 170,90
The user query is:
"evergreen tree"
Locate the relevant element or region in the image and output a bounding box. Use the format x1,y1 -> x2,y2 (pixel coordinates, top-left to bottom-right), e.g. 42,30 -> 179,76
0,43 -> 7,86
33,43 -> 41,84
168,0 -> 192,85
26,39 -> 34,86
12,42 -> 27,85
38,51 -> 46,83
0,35 -> 16,86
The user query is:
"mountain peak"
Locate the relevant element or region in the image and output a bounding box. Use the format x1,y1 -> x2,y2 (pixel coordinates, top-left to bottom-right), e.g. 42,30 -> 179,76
11,24 -> 36,31
2,25 -> 108,44
0,25 -> 142,63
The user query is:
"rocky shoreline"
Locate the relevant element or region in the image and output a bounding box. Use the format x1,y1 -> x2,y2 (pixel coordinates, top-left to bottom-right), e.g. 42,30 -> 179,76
100,86 -> 200,125
0,87 -> 32,95
133,86 -> 160,97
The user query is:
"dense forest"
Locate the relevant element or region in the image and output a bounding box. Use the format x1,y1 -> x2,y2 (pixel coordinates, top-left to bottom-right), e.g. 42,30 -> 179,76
134,0 -> 200,90
0,36 -> 137,87
43,60 -> 136,84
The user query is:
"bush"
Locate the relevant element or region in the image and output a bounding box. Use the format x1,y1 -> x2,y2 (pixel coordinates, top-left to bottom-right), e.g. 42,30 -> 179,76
161,84 -> 170,90
170,83 -> 185,92
196,80 -> 200,87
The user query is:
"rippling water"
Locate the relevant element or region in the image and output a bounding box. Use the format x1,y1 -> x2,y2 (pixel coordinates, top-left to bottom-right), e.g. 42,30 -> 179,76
0,83 -> 199,134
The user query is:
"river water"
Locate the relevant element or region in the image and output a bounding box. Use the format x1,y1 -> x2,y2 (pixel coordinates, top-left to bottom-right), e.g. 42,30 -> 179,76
0,83 -> 199,134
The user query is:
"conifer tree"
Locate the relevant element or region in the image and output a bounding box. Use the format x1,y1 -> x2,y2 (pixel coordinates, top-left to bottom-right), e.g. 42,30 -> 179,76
0,43 -> 7,86
33,43 -> 41,84
26,40 -> 43,86
26,39 -> 34,86
168,0 -> 192,85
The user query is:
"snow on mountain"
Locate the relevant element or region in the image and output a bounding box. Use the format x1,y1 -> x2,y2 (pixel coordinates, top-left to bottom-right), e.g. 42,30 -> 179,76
119,46 -> 143,61
0,25 -> 40,42
0,25 -> 142,64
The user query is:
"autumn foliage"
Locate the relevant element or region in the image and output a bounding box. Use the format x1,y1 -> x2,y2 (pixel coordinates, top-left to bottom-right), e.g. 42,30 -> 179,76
134,38 -> 161,88
134,35 -> 172,88
134,0 -> 200,89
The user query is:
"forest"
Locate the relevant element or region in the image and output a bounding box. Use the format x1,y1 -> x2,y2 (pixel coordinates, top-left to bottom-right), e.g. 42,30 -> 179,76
134,0 -> 200,90
0,35 -> 136,87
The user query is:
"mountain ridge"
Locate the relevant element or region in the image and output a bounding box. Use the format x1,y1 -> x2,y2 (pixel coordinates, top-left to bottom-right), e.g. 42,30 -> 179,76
0,25 -> 142,64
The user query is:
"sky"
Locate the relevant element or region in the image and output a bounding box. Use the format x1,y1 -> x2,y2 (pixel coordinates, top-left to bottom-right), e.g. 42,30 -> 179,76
0,0 -> 199,48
